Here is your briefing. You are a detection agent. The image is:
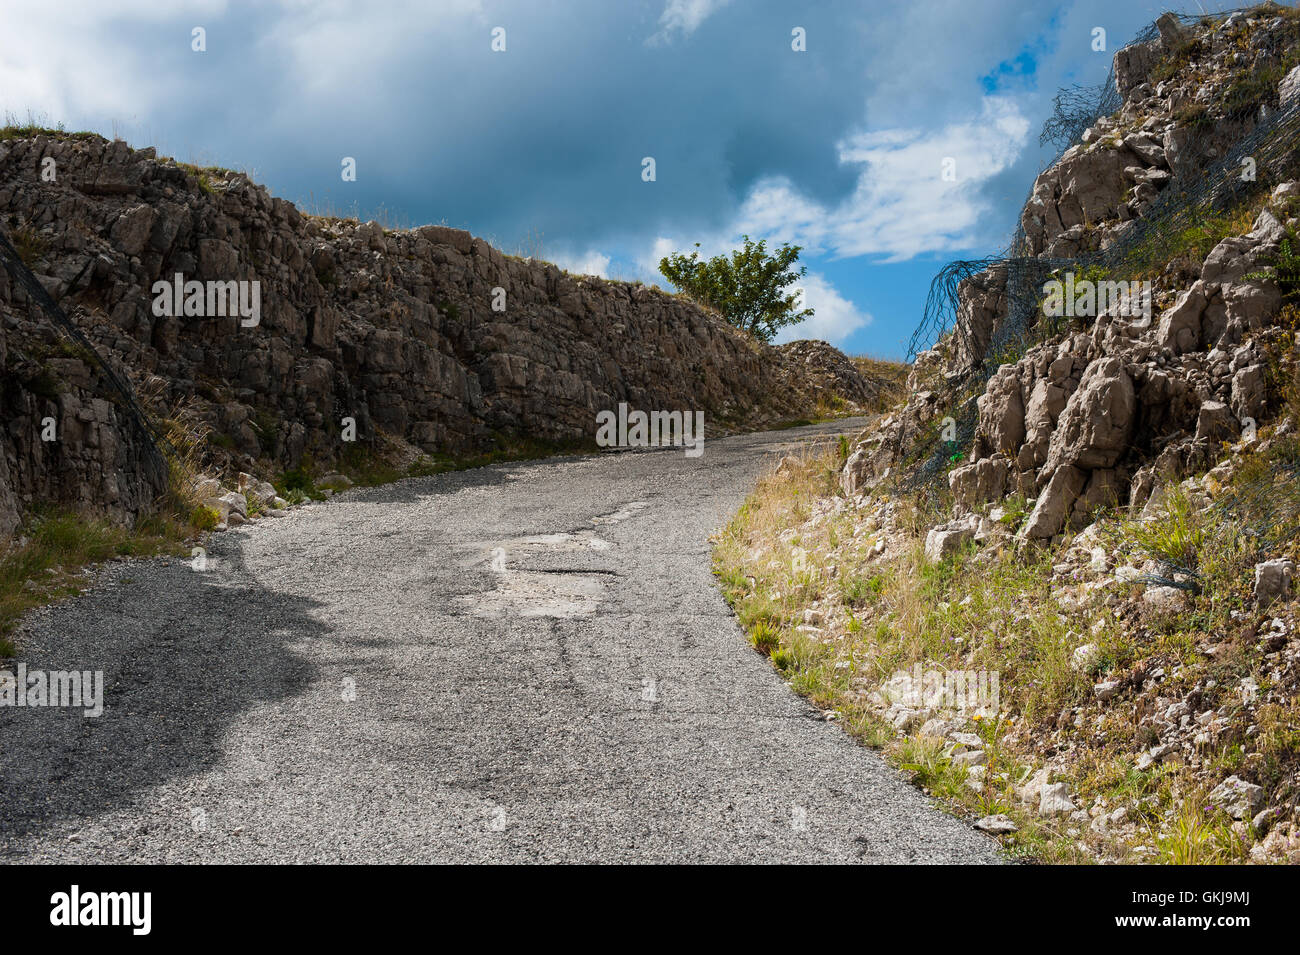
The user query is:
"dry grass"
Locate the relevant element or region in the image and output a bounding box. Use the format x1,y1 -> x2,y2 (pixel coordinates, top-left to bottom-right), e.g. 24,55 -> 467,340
135,376 -> 212,513
711,420 -> 1300,863
0,511 -> 190,655
0,378 -> 219,657
850,354 -> 911,413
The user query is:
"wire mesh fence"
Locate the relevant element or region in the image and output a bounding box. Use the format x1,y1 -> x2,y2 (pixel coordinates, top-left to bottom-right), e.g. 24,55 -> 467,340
900,7 -> 1300,494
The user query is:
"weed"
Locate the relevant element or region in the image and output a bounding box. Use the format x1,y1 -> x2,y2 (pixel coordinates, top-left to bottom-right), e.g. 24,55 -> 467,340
1244,234 -> 1300,300
0,510 -> 189,645
1117,486 -> 1209,572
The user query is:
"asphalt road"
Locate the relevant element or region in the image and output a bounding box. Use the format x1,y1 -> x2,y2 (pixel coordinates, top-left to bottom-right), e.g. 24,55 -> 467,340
0,419 -> 1001,863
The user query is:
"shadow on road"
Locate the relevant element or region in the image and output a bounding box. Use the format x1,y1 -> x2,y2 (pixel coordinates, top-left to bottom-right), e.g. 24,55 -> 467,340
0,533 -> 339,857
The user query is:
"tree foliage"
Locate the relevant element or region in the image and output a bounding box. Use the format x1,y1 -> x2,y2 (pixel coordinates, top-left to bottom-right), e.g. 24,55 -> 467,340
658,235 -> 813,342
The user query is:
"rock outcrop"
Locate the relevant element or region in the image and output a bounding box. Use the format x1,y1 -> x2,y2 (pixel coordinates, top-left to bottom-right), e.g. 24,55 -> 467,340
778,339 -> 894,409
0,135 -> 872,537
843,9 -> 1300,542
0,308 -> 167,538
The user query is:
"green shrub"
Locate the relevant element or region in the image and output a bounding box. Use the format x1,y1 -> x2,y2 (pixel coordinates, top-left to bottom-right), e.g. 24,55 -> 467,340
190,505 -> 221,530
658,236 -> 813,343
840,572 -> 885,607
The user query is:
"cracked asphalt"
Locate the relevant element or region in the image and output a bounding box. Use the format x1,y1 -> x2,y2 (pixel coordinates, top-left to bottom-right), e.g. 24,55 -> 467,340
0,419 -> 1002,863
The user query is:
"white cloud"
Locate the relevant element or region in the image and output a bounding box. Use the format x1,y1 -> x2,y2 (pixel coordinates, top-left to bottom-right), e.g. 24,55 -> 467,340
633,100 -> 1030,347
648,0 -> 733,44
0,0 -> 486,126
261,0 -> 484,100
551,247 -> 612,277
774,272 -> 871,346
0,0 -> 229,121
737,96 -> 1031,262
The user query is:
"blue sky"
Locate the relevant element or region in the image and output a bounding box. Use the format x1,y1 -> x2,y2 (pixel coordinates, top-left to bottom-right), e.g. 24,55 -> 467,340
0,0 -> 1253,359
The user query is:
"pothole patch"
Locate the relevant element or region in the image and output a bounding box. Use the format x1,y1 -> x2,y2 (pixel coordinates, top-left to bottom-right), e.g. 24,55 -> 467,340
513,531 -> 613,551
591,501 -> 649,525
457,503 -> 643,617
457,570 -> 612,618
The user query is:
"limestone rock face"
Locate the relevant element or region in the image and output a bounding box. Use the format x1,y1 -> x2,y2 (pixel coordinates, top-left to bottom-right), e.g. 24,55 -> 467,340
1044,357 -> 1136,474
976,366 -> 1025,457
778,340 -> 892,409
0,133 -> 874,536
0,315 -> 167,538
1114,39 -> 1162,98
1022,145 -> 1135,258
1280,64 -> 1300,110
952,265 -> 1009,375
840,9 -> 1300,529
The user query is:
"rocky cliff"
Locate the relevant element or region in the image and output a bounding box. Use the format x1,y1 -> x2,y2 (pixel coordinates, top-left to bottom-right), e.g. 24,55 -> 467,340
0,132 -> 869,538
844,7 -> 1300,541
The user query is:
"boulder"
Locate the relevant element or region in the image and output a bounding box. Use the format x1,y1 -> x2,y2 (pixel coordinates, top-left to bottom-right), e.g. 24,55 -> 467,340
1039,782 -> 1076,816
1044,358 -> 1135,473
1023,465 -> 1087,540
1020,378 -> 1068,469
1143,585 -> 1189,613
841,443 -> 883,497
925,516 -> 979,562
1156,282 -> 1208,353
1223,280 -> 1283,333
1094,680 -> 1122,701
250,481 -> 278,505
1194,400 -> 1237,444
949,455 -> 1010,511
202,496 -> 230,523
1122,132 -> 1166,167
1231,364 -> 1267,420
1202,236 -> 1259,285
1016,768 -> 1050,804
1254,559 -> 1295,609
1208,775 -> 1265,820
217,491 -> 248,519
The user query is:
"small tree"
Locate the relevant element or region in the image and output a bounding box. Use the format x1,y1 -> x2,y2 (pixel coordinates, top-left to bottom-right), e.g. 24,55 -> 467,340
658,235 -> 813,342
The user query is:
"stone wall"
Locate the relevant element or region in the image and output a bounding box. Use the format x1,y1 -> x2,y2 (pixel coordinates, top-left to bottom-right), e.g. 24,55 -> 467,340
0,133 -> 863,537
